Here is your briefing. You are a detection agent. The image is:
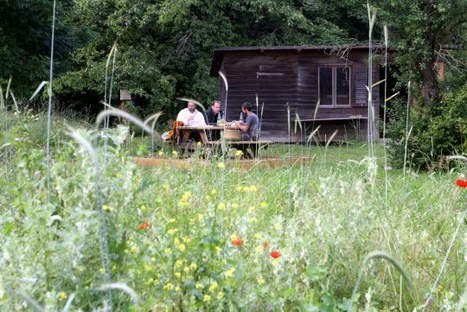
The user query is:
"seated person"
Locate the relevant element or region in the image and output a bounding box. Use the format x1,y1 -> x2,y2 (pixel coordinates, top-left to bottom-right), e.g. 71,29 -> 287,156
236,101 -> 259,141
233,102 -> 260,158
205,100 -> 224,125
176,100 -> 206,143
176,100 -> 206,126
205,100 -> 224,141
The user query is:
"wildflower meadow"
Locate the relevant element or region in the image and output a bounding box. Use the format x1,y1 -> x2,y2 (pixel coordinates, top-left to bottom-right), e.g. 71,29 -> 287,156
0,112 -> 466,311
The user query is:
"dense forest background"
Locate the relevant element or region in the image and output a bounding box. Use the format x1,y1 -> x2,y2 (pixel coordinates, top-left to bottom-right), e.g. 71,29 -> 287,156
1,0 -> 466,167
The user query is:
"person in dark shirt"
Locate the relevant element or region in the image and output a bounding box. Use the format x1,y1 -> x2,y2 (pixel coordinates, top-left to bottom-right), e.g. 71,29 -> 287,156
205,100 -> 224,141
205,100 -> 223,125
236,101 -> 259,141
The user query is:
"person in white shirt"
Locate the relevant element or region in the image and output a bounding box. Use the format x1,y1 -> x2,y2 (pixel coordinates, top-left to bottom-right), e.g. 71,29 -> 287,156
176,101 -> 206,126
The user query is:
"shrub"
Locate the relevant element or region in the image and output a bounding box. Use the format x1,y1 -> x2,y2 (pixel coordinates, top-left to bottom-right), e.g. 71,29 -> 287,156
387,84 -> 467,170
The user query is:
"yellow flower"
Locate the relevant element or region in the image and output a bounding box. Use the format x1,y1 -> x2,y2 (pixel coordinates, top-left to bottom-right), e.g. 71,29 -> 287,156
224,267 -> 235,278
129,245 -> 139,254
235,150 -> 243,157
140,205 -> 147,212
250,185 -> 257,192
190,262 -> 197,270
183,266 -> 190,273
158,151 -> 163,156
182,191 -> 192,201
178,244 -> 186,252
58,292 -> 67,301
175,260 -> 184,268
217,202 -> 226,210
102,205 -> 113,212
260,201 -> 267,208
99,268 -> 105,274
255,245 -> 262,253
210,189 -> 217,195
169,218 -> 176,223
215,246 -> 222,254
164,248 -> 172,255
174,272 -> 181,279
167,229 -> 177,236
183,236 -> 191,243
174,238 -> 181,246
195,283 -> 204,289
203,295 -> 212,303
209,282 -> 218,293
163,283 -> 174,291
178,200 -> 189,207
257,277 -> 265,285
172,150 -> 178,156
217,291 -> 224,299
175,286 -> 181,292
217,162 -> 226,169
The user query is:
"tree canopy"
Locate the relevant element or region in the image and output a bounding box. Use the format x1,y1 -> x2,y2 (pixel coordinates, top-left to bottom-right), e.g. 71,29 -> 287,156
1,0 -> 466,115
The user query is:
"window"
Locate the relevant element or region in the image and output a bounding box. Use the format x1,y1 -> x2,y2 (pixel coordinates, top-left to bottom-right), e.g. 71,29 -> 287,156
319,67 -> 351,106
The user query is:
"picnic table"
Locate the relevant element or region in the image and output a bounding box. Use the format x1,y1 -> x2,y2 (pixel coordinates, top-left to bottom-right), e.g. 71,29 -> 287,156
175,125 -> 271,158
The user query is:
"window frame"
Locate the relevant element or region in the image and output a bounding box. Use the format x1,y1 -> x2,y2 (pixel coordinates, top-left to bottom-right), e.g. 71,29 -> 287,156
318,65 -> 352,107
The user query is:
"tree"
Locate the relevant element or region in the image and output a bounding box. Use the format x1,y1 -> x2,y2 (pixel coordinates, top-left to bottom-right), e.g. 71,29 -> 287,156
54,0 -> 351,118
371,0 -> 467,104
0,0 -> 86,98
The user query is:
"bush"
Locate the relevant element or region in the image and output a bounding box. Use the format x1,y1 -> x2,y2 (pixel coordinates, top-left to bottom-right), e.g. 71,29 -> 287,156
387,84 -> 467,170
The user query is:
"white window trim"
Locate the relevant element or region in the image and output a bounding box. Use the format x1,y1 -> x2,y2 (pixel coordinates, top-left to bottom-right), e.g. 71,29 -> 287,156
318,66 -> 352,107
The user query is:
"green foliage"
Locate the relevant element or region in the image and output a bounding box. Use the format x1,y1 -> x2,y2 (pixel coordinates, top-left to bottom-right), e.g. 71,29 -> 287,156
370,0 -> 467,104
52,0 -> 351,120
1,113 -> 466,309
387,84 -> 467,170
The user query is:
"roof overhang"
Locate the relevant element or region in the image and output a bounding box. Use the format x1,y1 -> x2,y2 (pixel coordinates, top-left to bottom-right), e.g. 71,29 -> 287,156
210,44 -> 385,76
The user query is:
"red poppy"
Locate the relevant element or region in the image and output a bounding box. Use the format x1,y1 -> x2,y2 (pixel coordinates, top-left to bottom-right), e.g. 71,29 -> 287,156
270,250 -> 281,259
231,238 -> 244,246
138,221 -> 150,230
455,179 -> 467,188
263,241 -> 269,249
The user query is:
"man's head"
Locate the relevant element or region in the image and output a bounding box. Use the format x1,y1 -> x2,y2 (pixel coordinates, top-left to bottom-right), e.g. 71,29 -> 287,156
187,101 -> 196,113
211,100 -> 222,114
241,101 -> 253,113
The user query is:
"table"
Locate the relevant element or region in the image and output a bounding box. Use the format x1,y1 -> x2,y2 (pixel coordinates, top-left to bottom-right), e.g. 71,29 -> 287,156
175,125 -> 271,158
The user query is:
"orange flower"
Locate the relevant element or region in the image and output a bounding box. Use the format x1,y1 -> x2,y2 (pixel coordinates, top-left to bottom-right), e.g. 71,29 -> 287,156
138,221 -> 150,230
270,250 -> 281,259
231,238 -> 244,246
263,241 -> 269,249
455,179 -> 467,188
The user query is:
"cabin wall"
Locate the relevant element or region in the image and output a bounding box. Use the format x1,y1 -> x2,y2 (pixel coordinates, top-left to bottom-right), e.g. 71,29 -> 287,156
219,50 -> 380,142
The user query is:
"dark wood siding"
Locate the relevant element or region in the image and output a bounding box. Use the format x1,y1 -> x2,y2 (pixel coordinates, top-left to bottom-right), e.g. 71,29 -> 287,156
216,48 -> 380,142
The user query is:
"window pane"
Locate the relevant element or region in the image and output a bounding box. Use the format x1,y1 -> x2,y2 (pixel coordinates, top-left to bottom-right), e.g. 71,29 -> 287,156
319,68 -> 333,105
336,67 -> 350,105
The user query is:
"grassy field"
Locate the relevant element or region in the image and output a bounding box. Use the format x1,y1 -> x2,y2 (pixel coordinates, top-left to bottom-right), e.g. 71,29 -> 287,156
0,113 -> 466,311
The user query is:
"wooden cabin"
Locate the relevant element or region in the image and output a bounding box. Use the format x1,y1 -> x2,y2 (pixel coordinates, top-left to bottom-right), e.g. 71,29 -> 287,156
210,45 -> 382,142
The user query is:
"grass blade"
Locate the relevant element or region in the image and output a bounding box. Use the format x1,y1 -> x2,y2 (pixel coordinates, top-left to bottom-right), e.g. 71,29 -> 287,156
30,81 -> 49,101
